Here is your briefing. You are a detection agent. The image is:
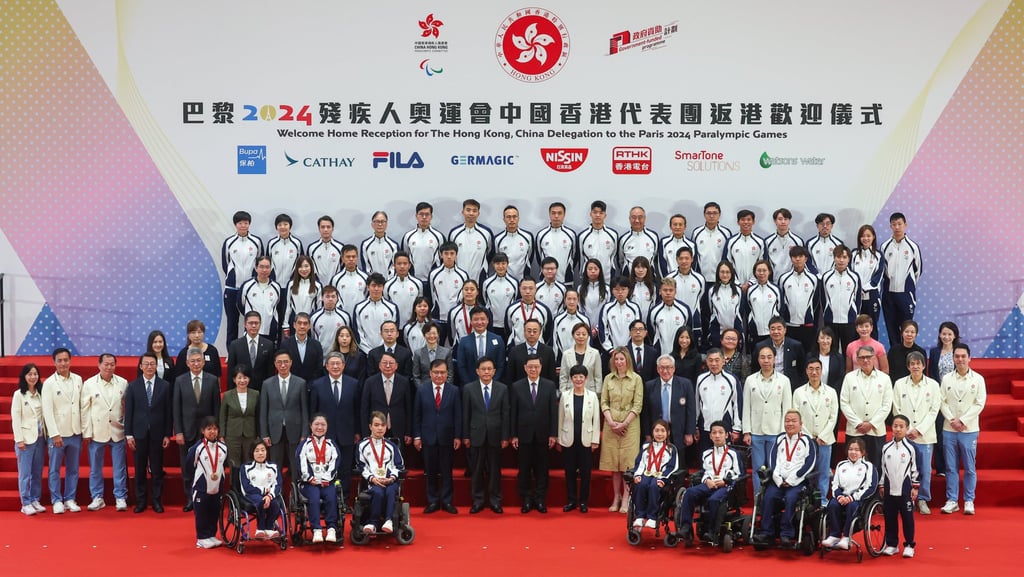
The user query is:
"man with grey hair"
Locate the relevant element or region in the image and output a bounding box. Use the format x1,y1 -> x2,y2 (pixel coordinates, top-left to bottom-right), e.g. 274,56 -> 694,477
892,350 -> 941,514
309,351 -> 361,510
840,345 -> 893,469
173,347 -> 220,512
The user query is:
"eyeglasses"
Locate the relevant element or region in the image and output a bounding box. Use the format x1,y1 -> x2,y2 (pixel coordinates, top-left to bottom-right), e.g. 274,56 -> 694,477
857,355 -> 874,360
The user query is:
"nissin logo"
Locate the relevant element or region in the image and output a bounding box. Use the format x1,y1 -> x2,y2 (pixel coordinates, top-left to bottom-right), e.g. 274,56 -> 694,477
372,151 -> 424,169
540,148 -> 588,172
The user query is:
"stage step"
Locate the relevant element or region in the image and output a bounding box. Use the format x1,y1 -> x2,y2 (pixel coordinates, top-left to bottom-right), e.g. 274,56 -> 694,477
1011,380 -> 1024,400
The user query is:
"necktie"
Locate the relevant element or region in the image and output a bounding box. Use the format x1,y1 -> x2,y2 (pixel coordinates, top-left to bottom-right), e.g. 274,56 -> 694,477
333,380 -> 340,404
528,347 -> 536,355
281,378 -> 288,400
193,376 -> 201,403
384,379 -> 393,404
636,347 -> 643,368
146,380 -> 153,406
531,382 -> 537,403
249,339 -> 257,366
428,348 -> 436,361
483,385 -> 490,410
477,334 -> 485,358
435,385 -> 442,410
662,383 -> 671,423
386,347 -> 394,355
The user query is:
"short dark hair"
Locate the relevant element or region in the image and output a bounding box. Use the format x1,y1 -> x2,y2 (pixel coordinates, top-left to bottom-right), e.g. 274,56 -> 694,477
367,272 -> 387,287
772,208 -> 792,220
737,209 -> 755,220
440,241 -> 458,253
889,212 -> 907,223
789,245 -> 809,259
703,201 -> 721,212
768,316 -> 786,328
568,365 -> 588,378
462,198 -> 480,209
415,201 -> 433,213
590,200 -> 607,212
814,212 -> 836,225
549,201 -> 566,212
491,252 -> 509,264
233,211 -> 252,224
318,215 -> 335,227
274,213 -> 292,226
541,256 -> 559,268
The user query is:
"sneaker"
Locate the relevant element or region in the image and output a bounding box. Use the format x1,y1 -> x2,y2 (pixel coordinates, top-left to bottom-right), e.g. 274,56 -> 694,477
208,537 -> 223,547
381,520 -> 394,534
31,502 -> 45,513
65,500 -> 82,513
632,518 -> 644,528
836,537 -> 851,550
312,529 -> 324,543
197,538 -> 217,549
254,529 -> 267,540
882,545 -> 899,556
21,505 -> 37,516
821,536 -> 839,548
87,497 -> 106,511
52,501 -> 65,514
917,501 -> 931,515
940,500 -> 959,514
265,530 -> 279,539
115,498 -> 128,512
644,519 -> 656,529
903,546 -> 915,558
964,501 -> 975,515
362,523 -> 375,534
326,527 -> 337,542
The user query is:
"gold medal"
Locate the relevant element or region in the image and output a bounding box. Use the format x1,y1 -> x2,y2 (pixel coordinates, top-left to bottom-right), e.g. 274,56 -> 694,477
377,468 -> 385,477
211,473 -> 219,481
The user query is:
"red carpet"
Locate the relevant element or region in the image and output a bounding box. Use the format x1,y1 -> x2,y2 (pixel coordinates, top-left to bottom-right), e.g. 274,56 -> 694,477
0,506 -> 1016,575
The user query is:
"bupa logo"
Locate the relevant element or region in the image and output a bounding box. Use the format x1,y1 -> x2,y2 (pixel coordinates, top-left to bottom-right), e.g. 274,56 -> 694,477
372,151 -> 424,169
541,148 -> 588,172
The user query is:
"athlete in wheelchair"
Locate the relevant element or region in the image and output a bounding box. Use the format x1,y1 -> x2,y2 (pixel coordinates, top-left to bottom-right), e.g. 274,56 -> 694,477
349,411 -> 415,545
751,409 -> 822,554
675,421 -> 750,552
819,437 -> 884,561
219,441 -> 290,554
625,419 -> 684,546
291,413 -> 345,546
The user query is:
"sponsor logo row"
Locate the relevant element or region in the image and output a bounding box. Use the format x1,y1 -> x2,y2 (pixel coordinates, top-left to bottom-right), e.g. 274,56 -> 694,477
238,146 -> 824,174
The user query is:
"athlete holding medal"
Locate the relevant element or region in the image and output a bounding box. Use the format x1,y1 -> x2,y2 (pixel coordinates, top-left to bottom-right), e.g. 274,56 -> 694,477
188,416 -> 227,549
677,420 -> 743,542
630,420 -> 679,531
357,411 -> 405,534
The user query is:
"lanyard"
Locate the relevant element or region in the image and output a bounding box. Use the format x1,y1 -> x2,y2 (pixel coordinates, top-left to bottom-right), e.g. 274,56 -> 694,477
647,442 -> 668,473
783,436 -> 799,462
369,438 -> 386,472
712,446 -> 729,477
312,436 -> 327,464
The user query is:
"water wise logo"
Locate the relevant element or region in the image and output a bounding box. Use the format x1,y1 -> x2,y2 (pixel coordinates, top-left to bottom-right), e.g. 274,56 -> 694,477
237,145 -> 267,174
495,8 -> 570,83
759,151 -> 825,169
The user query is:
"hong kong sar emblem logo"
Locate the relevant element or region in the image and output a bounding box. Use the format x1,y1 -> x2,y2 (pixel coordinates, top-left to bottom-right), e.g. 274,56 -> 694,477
495,8 -> 569,82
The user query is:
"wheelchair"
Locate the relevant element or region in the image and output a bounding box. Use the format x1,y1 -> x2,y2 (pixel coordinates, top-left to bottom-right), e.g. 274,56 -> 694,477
674,446 -> 752,553
218,467 -> 290,554
290,479 -> 346,547
749,468 -> 823,556
349,467 -> 414,546
624,469 -> 686,547
818,492 -> 885,562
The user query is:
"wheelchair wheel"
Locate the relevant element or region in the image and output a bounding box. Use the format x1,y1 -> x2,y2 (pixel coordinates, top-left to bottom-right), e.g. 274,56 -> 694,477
396,525 -> 415,545
626,528 -> 642,546
350,526 -> 370,546
863,499 -> 885,557
818,511 -> 829,558
219,496 -> 241,549
799,523 -> 817,556
663,532 -> 679,548
721,532 -> 734,553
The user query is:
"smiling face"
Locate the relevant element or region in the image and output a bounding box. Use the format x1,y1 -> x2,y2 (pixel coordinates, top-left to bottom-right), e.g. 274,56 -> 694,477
310,416 -> 328,437
652,423 -> 668,443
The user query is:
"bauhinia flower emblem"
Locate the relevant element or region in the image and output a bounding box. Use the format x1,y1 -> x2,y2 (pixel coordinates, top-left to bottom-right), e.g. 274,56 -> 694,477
512,22 -> 555,65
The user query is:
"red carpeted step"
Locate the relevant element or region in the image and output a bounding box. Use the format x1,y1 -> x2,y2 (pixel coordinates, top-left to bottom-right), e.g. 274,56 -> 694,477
1017,417 -> 1024,437
973,430 -> 1024,469
980,394 -> 1024,431
1011,380 -> 1024,400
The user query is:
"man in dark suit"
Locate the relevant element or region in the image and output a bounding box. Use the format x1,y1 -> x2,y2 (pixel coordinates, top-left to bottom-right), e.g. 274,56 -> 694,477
455,306 -> 506,385
510,355 -> 558,513
756,316 -> 807,387
641,354 -> 698,451
259,350 -> 309,476
505,319 -> 557,384
281,312 -> 324,382
227,311 -> 276,389
413,359 -> 462,514
462,357 -> 510,514
309,351 -> 361,508
125,352 -> 172,513
172,347 -> 221,511
360,352 -> 414,445
366,320 -> 414,379
628,320 -> 659,382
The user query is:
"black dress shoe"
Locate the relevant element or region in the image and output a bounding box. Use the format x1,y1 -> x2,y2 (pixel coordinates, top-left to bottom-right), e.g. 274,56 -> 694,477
535,503 -> 548,514
133,504 -> 146,514
579,503 -> 589,513
424,503 -> 440,514
521,503 -> 532,514
182,503 -> 194,513
490,505 -> 504,514
562,501 -> 577,512
470,504 -> 484,514
152,501 -> 164,514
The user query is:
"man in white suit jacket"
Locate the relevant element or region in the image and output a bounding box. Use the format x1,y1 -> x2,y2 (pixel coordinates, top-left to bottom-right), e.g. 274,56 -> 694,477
81,354 -> 129,511
41,348 -> 83,513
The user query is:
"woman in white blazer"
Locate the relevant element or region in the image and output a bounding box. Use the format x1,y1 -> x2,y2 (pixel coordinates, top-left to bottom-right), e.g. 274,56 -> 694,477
558,365 -> 601,513
559,322 -> 603,395
11,364 -> 46,515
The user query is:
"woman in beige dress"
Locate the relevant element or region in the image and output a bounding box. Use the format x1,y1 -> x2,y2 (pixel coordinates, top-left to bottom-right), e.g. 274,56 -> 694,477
600,346 -> 644,513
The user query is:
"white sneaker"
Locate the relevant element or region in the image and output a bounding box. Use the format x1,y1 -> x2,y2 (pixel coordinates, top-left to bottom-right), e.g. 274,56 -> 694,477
362,523 -> 376,533
312,529 -> 324,543
821,536 -> 839,548
254,529 -> 267,540
115,498 -> 128,511
65,500 -> 82,512
326,527 -> 337,542
87,497 -> 106,511
917,501 -> 931,515
964,501 -> 975,515
903,546 -> 915,558
31,501 -> 45,513
197,538 -> 216,549
21,505 -> 37,516
265,530 -> 279,539
882,545 -> 899,556
381,520 -> 394,534
632,518 -> 644,528
208,537 -> 222,547
836,537 -> 850,550
644,519 -> 657,529
52,501 -> 65,514
940,500 -> 959,514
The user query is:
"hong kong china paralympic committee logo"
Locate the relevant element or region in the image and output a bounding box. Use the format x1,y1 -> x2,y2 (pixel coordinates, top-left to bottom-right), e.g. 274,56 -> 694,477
495,8 -> 570,83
